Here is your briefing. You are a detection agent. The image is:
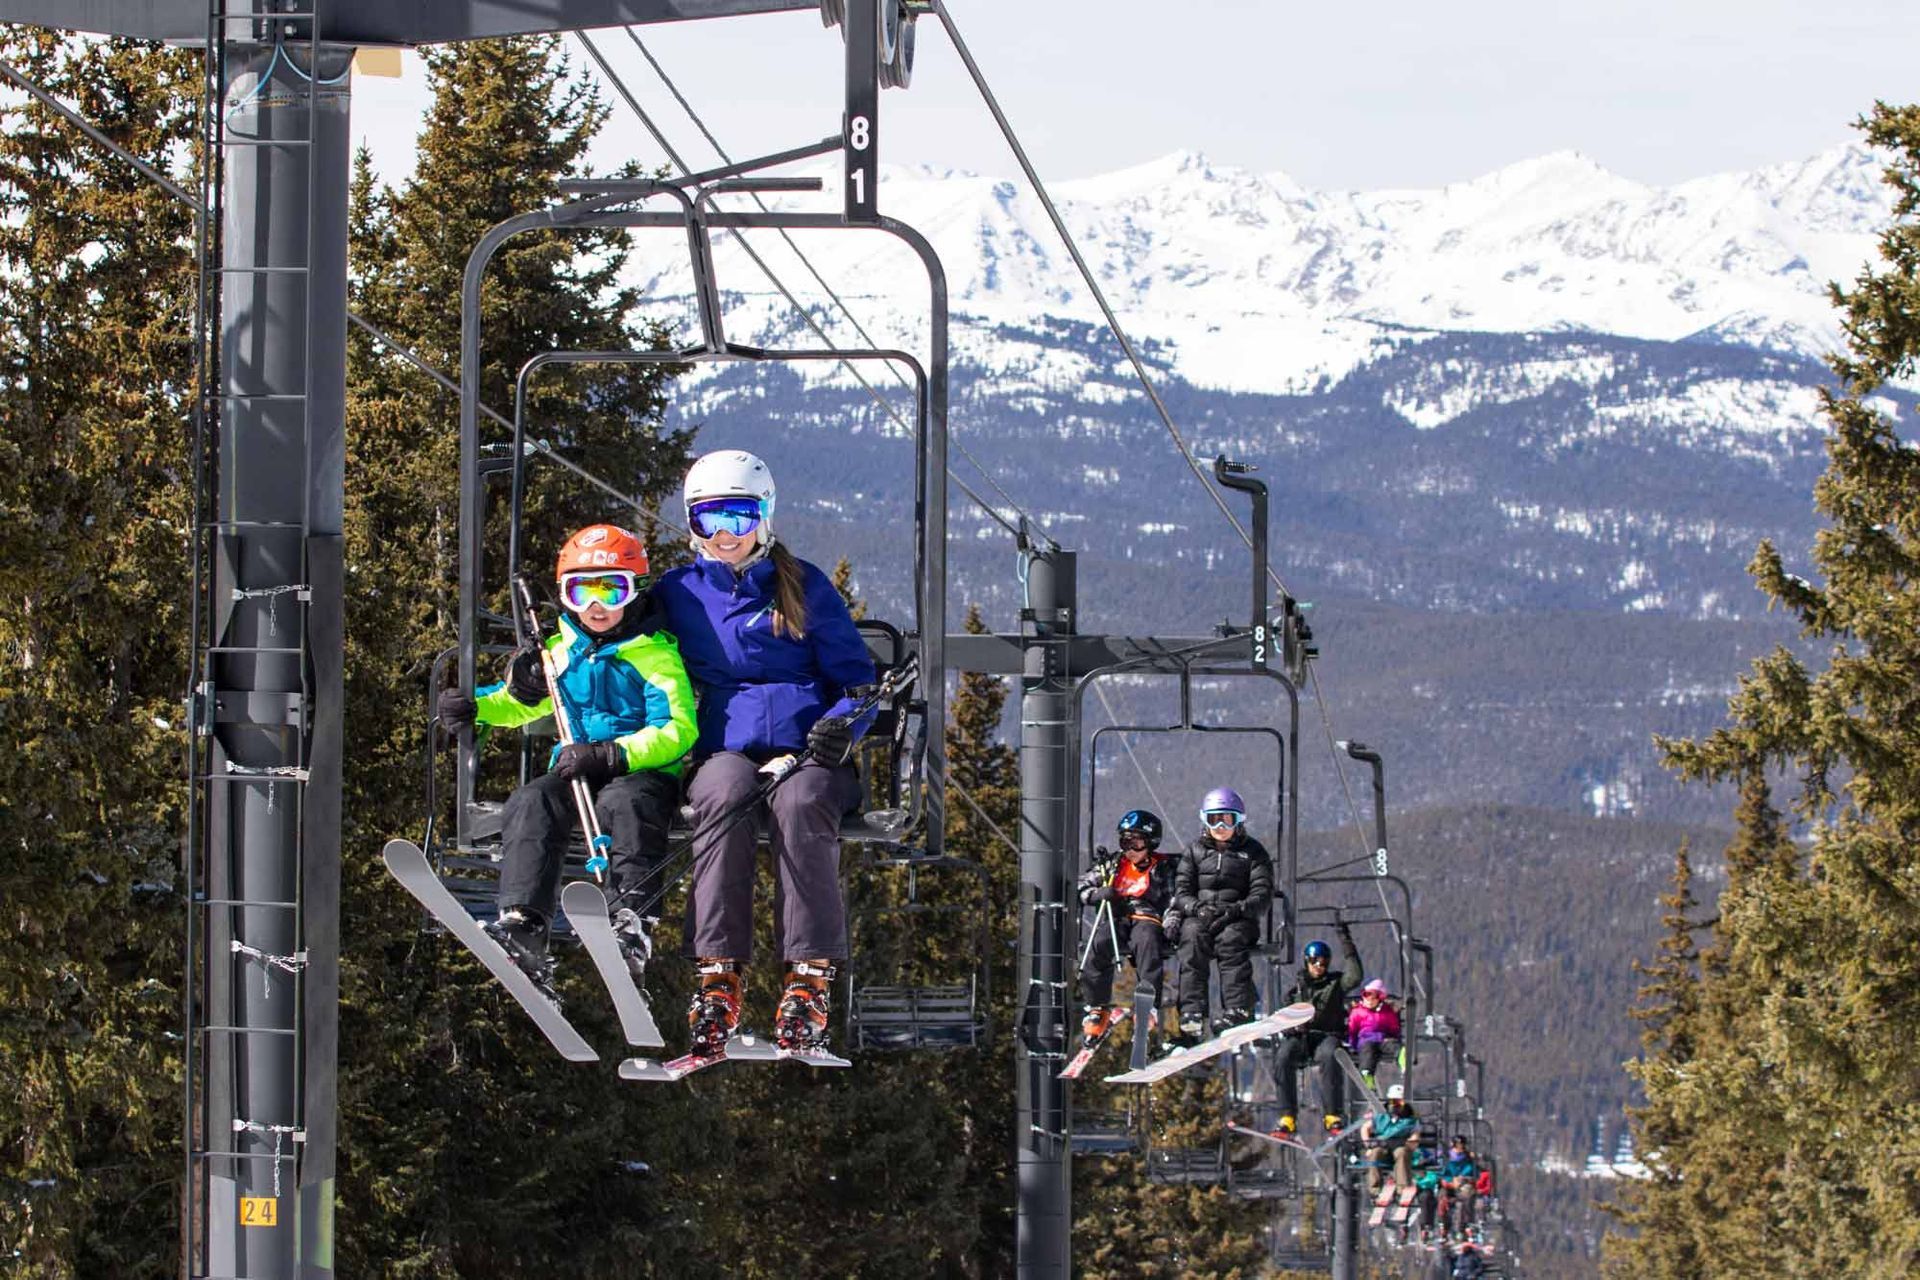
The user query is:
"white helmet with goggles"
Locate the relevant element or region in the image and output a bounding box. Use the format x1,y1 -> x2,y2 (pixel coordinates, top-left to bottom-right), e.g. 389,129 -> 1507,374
684,450 -> 776,556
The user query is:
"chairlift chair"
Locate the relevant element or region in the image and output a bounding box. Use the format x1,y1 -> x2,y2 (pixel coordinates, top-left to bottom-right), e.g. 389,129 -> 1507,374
419,175 -> 951,928
842,844 -> 992,1050
1068,1105 -> 1140,1157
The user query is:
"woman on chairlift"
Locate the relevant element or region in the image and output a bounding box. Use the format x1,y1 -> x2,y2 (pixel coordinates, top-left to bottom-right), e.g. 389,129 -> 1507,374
650,449 -> 878,1057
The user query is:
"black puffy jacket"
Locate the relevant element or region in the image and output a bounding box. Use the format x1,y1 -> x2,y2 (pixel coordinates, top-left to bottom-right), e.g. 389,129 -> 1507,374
1077,849 -> 1177,921
1171,830 -> 1274,925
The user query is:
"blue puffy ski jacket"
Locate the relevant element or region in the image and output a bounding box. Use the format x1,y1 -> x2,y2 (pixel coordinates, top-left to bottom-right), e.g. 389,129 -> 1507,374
651,551 -> 876,759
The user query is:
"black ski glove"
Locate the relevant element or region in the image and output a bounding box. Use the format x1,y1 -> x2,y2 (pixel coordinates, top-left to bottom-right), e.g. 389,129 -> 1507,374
1196,903 -> 1221,933
437,688 -> 477,729
806,715 -> 854,766
505,644 -> 548,705
556,740 -> 626,788
1208,906 -> 1236,935
1089,885 -> 1117,904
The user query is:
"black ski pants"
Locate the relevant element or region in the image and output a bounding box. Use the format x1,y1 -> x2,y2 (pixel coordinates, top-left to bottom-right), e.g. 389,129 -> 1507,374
1175,915 -> 1258,1021
1354,1035 -> 1401,1080
497,768 -> 679,923
1275,1029 -> 1346,1120
1077,909 -> 1167,1008
682,752 -> 860,963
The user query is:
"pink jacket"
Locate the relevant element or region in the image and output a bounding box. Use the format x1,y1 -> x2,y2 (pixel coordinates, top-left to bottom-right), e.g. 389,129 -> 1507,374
1347,1001 -> 1401,1045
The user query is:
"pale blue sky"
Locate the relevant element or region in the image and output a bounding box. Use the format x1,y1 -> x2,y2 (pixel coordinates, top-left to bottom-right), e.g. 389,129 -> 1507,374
352,0 -> 1920,192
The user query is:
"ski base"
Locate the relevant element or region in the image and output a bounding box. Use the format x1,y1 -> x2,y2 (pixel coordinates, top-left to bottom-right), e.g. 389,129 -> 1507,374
561,880 -> 665,1049
383,839 -> 597,1063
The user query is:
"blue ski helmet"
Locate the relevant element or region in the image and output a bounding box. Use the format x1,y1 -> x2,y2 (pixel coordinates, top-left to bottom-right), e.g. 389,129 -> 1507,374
1303,940 -> 1332,963
1117,809 -> 1163,848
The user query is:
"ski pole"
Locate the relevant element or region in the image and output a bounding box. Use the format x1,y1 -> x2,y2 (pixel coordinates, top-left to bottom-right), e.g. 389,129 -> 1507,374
513,576 -> 613,883
604,654 -> 920,920
1074,896 -> 1113,976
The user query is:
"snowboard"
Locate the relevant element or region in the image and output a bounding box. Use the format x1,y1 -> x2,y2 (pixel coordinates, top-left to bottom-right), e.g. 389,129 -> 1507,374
1104,1002 -> 1315,1084
382,839 -> 597,1062
560,881 -> 665,1049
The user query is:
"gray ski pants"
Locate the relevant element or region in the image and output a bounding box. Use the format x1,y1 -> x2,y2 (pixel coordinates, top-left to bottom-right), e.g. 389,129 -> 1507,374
681,751 -> 860,962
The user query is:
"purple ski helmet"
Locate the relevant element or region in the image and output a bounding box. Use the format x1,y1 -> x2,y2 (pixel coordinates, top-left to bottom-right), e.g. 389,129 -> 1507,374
1199,786 -> 1246,827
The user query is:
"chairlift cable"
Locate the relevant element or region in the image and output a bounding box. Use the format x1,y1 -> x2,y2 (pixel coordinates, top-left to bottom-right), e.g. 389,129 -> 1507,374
934,5 -> 1399,943
622,29 -> 1056,547
931,2 -> 1266,582
575,31 -> 1026,544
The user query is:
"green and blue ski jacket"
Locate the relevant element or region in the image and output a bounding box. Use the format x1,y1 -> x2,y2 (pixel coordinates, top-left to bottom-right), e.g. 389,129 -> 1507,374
475,614 -> 697,775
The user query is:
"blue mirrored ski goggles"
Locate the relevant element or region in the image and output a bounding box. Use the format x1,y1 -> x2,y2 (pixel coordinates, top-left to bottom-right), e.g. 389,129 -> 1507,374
688,497 -> 764,539
1201,809 -> 1244,829
560,570 -> 641,612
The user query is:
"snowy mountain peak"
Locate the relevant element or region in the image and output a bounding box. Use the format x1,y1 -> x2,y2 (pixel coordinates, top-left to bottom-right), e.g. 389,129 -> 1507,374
635,140 -> 1893,396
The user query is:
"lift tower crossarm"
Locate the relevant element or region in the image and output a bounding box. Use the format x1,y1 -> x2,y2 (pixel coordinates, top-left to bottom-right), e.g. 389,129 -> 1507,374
0,0 -> 817,44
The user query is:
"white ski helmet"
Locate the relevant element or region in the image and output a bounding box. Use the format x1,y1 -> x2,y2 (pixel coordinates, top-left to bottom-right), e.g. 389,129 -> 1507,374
683,449 -> 777,548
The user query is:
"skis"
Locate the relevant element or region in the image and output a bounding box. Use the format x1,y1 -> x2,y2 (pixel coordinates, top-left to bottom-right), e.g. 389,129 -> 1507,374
620,1032 -> 776,1083
382,839 -> 598,1063
560,881 -> 664,1049
1104,1001 -> 1315,1084
619,1031 -> 848,1081
1058,1006 -> 1129,1080
1368,1180 -> 1398,1227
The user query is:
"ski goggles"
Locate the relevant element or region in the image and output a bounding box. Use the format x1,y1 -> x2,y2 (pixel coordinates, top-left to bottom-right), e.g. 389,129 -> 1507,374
688,497 -> 764,539
1201,809 -> 1244,829
559,570 -> 642,612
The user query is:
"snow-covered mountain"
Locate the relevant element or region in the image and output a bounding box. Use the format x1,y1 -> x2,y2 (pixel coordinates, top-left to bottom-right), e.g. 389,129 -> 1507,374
629,143 -> 1892,394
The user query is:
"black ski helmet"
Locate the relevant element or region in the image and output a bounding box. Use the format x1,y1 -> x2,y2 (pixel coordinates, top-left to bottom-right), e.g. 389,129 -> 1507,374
1117,809 -> 1163,849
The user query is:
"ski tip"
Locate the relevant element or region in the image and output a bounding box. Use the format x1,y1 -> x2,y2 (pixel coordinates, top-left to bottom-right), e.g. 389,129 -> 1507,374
380,838 -> 421,867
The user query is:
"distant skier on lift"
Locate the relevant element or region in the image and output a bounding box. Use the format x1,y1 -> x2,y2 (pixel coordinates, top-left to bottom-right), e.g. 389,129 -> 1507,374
1170,786 -> 1275,1044
650,450 -> 878,1058
1271,922 -> 1362,1138
1075,809 -> 1177,1047
437,524 -> 698,991
1347,976 -> 1403,1089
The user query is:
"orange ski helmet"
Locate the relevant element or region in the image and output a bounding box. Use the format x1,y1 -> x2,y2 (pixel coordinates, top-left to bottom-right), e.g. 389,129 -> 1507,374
555,524 -> 650,579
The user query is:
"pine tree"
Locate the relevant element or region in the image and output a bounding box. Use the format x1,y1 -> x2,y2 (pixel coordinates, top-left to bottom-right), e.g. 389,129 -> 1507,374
1605,844 -> 1708,1279
1629,101 -> 1920,1278
0,31 -> 197,1280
